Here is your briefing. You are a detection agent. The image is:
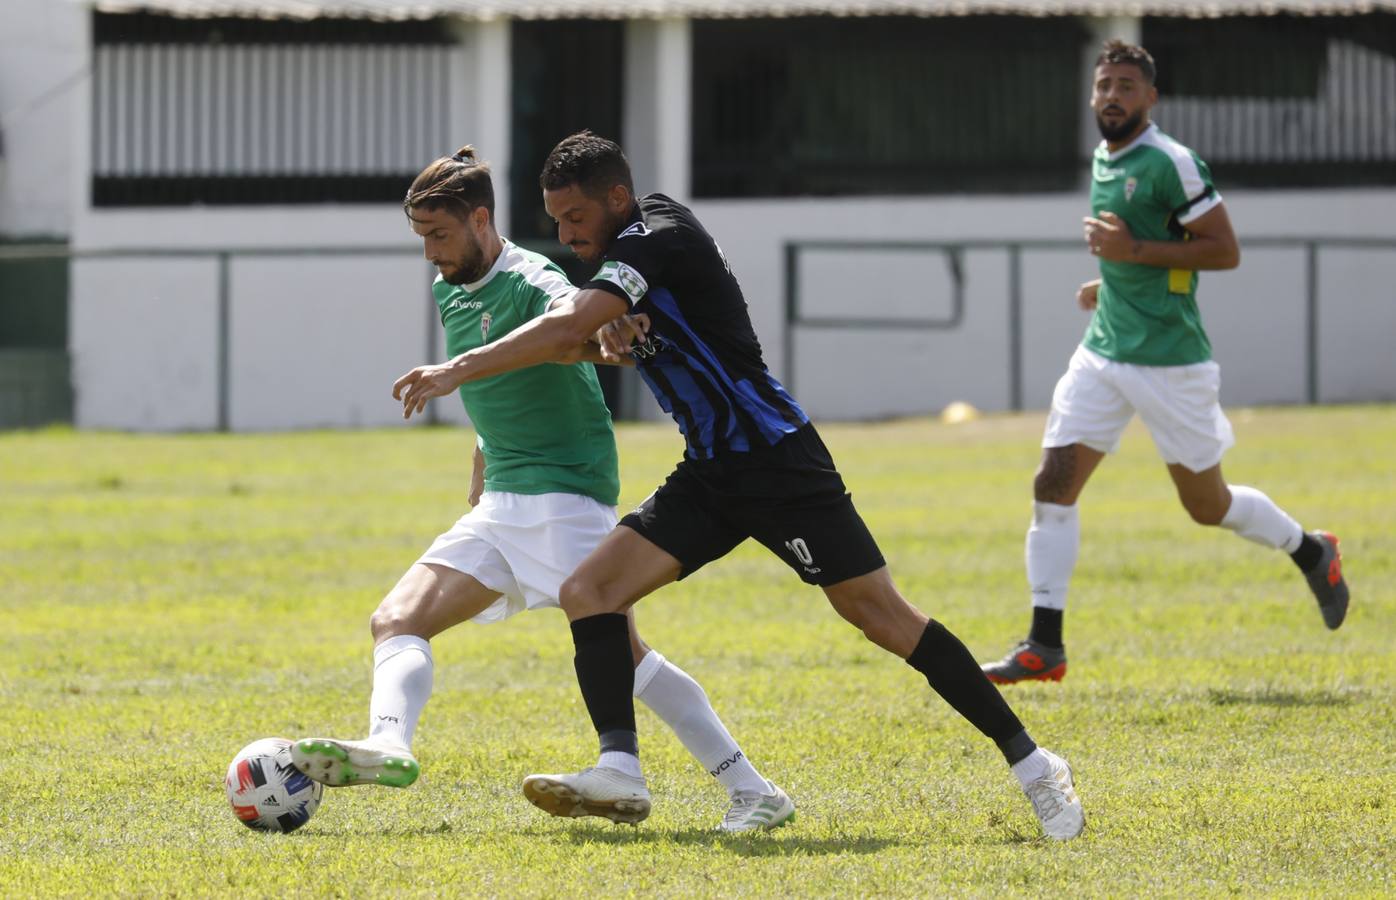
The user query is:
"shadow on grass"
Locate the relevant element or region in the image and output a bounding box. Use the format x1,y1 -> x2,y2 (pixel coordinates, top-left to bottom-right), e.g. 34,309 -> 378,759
1206,686 -> 1360,707
304,820 -> 1053,853
529,824 -> 904,857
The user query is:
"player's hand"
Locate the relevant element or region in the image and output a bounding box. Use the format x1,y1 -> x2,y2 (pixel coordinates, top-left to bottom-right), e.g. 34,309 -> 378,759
596,313 -> 651,362
1077,279 -> 1101,310
1083,211 -> 1137,262
392,362 -> 464,419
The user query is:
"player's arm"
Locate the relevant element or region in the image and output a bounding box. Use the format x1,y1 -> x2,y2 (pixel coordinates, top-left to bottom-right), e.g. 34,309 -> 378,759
547,297 -> 637,367
556,341 -> 637,367
393,288 -> 629,419
1085,203 -> 1240,271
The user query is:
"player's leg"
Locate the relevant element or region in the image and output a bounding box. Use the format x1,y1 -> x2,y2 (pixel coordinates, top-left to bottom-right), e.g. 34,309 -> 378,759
627,613 -> 795,831
985,346 -> 1129,684
746,428 -> 1081,840
525,468 -> 744,825
820,567 -> 1083,840
292,562 -> 504,788
521,526 -> 684,824
1135,357 -> 1348,629
1169,462 -> 1348,628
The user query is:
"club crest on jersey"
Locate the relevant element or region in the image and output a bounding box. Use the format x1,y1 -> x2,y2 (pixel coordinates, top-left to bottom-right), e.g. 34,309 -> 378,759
617,221 -> 652,240
480,312 -> 492,343
596,260 -> 648,304
1124,176 -> 1138,202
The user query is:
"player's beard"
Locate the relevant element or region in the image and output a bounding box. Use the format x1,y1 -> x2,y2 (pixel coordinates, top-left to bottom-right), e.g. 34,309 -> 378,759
440,239 -> 490,285
587,207 -> 631,263
1096,106 -> 1145,142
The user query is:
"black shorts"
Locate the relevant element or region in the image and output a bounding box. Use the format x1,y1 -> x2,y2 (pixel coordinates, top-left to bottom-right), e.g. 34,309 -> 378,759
620,423 -> 885,586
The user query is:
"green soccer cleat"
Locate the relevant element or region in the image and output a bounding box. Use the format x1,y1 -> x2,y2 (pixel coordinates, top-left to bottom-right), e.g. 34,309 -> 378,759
718,780 -> 796,833
982,638 -> 1067,684
290,737 -> 420,788
1304,531 -> 1349,630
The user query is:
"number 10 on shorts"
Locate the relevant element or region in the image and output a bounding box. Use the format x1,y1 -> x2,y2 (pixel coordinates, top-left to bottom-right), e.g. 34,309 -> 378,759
785,537 -> 821,575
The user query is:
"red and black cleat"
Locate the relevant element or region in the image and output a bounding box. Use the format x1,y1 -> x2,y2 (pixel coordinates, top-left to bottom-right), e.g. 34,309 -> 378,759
982,638 -> 1067,684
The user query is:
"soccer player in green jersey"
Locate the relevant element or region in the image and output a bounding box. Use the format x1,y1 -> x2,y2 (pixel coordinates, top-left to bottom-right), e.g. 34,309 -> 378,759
982,40 -> 1350,685
291,147 -> 794,831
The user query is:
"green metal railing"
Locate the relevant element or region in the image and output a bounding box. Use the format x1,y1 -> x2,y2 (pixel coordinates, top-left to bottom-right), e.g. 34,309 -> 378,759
785,237 -> 1396,410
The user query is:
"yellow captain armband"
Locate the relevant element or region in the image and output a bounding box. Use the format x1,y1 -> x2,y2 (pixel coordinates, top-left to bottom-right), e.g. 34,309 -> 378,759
1167,228 -> 1193,293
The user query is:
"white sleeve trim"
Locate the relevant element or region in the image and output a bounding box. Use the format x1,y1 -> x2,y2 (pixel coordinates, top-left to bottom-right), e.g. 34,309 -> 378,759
517,256 -> 579,307
1146,129 -> 1219,224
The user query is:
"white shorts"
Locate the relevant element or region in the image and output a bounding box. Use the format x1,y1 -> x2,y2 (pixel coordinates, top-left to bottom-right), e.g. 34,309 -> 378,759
416,491 -> 618,624
1043,345 -> 1235,473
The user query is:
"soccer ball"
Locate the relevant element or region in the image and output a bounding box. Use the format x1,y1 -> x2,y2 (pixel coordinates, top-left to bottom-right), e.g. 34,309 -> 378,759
225,737 -> 323,833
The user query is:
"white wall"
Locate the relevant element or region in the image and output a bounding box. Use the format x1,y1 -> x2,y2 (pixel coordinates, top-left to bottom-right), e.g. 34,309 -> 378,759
0,0 -> 84,237
70,187 -> 1396,431
70,206 -> 469,431
692,188 -> 1396,420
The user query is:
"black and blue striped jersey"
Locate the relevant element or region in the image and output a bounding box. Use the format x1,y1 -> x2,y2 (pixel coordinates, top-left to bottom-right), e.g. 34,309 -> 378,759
583,193 -> 809,460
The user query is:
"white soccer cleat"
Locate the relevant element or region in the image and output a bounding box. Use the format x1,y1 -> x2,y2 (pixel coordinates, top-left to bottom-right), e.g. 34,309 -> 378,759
718,780 -> 796,832
522,766 -> 652,825
290,737 -> 420,788
1023,750 -> 1084,840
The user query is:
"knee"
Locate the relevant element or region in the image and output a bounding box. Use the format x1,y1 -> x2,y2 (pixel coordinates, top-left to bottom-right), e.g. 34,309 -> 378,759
856,617 -> 901,652
831,591 -> 916,655
369,597 -> 411,642
559,573 -> 611,619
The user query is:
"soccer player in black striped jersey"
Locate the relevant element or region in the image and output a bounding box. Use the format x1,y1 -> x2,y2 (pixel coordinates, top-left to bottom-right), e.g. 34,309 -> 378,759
394,131 -> 1084,839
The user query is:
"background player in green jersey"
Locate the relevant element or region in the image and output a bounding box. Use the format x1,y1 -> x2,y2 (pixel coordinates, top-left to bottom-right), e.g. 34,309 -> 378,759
982,40 -> 1350,685
291,147 -> 793,832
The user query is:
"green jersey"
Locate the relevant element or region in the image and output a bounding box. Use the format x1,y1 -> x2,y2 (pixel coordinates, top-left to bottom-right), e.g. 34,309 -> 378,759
433,240 -> 619,506
1082,123 -> 1224,366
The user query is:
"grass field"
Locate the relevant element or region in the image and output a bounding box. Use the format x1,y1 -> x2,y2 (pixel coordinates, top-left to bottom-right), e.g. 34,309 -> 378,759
3,406 -> 1394,897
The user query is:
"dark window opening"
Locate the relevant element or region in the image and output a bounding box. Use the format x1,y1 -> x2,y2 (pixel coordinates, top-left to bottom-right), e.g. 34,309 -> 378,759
91,11 -> 455,206
692,15 -> 1090,198
1143,13 -> 1396,187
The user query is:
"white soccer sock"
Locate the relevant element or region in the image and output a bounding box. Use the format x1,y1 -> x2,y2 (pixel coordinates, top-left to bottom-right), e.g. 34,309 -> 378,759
367,634 -> 433,750
633,651 -> 769,797
597,751 -> 643,778
1010,748 -> 1053,789
1220,484 -> 1303,552
1026,501 -> 1080,612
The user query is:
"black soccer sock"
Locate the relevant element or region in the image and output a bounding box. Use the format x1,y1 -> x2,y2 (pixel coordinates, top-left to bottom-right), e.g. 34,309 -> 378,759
1029,607 -> 1064,649
570,613 -> 639,756
1290,532 -> 1323,573
906,619 -> 1037,765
